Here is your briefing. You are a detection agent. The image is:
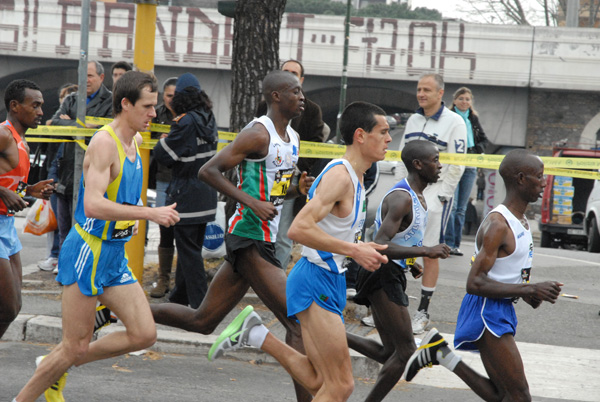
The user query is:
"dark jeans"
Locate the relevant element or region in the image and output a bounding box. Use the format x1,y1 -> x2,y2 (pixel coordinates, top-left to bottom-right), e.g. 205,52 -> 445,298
169,223 -> 208,309
445,167 -> 477,249
56,194 -> 73,249
49,193 -> 60,258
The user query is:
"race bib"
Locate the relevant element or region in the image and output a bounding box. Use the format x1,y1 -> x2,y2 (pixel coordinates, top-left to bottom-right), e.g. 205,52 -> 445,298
270,168 -> 294,207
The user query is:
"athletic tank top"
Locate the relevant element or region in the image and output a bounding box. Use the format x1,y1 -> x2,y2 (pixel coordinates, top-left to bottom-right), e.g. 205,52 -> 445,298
74,125 -> 143,242
301,159 -> 365,274
474,204 -> 533,285
0,121 -> 30,216
228,115 -> 299,242
373,178 -> 427,268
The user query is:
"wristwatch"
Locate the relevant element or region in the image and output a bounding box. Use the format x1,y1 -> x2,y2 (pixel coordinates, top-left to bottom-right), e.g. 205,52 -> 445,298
438,195 -> 448,203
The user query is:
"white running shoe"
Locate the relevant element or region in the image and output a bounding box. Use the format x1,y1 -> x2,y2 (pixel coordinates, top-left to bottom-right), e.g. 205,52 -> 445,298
361,314 -> 375,327
411,310 -> 430,335
38,257 -> 58,271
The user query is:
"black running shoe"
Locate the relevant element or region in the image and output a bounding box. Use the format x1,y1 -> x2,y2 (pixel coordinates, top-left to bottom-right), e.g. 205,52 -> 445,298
403,328 -> 448,382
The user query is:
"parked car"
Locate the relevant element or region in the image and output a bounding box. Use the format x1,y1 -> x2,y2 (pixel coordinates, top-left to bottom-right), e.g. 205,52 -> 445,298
584,178 -> 600,252
539,144 -> 600,248
385,115 -> 398,130
378,160 -> 398,175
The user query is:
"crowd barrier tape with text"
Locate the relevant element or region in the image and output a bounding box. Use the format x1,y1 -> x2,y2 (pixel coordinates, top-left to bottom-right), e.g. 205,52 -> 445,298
26,119 -> 600,180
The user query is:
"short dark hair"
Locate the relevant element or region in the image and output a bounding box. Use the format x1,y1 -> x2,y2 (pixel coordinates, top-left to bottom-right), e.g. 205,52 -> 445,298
281,59 -> 304,77
402,140 -> 438,173
163,77 -> 178,90
4,79 -> 41,110
111,60 -> 133,73
112,71 -> 158,116
339,101 -> 386,145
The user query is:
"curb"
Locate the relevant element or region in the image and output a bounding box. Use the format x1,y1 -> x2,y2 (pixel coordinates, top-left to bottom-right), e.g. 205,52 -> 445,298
6,312 -> 383,378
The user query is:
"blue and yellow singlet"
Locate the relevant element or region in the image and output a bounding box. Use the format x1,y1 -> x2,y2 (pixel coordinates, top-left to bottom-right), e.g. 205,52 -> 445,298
74,125 -> 143,242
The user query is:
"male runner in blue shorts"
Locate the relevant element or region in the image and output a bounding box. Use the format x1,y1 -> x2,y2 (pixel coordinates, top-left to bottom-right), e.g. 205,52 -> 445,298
1,79 -> 55,339
402,149 -> 563,402
346,140 -> 450,401
209,101 -> 390,401
15,71 -> 180,402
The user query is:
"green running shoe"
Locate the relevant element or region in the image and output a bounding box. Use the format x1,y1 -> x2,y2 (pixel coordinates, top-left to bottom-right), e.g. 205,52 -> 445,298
208,305 -> 262,361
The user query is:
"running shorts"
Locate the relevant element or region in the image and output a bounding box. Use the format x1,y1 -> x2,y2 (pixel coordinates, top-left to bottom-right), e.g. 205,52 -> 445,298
56,224 -> 137,297
286,257 -> 346,322
454,293 -> 518,351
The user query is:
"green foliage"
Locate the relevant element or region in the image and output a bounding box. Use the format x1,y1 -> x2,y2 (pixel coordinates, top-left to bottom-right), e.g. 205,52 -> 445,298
356,4 -> 442,20
285,0 -> 349,15
285,0 -> 442,21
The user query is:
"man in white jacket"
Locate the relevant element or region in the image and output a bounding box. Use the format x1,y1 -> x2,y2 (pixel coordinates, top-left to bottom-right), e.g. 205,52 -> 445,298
395,73 -> 467,334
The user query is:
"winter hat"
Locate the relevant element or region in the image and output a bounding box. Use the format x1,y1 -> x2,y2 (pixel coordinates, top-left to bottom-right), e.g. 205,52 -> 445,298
175,73 -> 201,93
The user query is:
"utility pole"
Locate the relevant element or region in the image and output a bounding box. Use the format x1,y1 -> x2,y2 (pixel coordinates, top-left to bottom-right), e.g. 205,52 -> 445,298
336,0 -> 352,144
566,0 -> 580,27
125,0 -> 158,283
72,0 -> 90,218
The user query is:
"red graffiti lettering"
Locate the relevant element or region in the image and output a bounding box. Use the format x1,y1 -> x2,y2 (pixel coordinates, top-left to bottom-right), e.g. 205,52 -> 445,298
156,6 -> 183,62
98,3 -> 134,59
183,8 -> 218,64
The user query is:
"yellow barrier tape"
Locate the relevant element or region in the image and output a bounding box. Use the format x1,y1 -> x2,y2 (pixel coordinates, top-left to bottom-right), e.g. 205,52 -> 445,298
28,126 -> 96,137
86,116 -> 171,133
25,124 -> 600,180
544,168 -> 600,180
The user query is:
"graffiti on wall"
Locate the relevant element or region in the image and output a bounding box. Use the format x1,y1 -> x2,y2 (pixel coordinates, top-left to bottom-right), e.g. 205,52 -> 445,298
0,0 -> 476,79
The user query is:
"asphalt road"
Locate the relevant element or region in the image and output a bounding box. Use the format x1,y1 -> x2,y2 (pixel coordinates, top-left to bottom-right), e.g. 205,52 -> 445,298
2,342 -> 566,402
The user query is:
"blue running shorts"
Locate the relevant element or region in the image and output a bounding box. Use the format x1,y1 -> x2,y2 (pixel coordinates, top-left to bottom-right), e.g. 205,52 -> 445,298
454,293 -> 518,351
56,224 -> 137,297
0,215 -> 22,259
286,257 -> 346,322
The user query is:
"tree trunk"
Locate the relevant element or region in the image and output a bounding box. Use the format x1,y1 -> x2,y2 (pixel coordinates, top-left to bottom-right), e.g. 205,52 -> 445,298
229,0 -> 287,132
224,0 -> 287,223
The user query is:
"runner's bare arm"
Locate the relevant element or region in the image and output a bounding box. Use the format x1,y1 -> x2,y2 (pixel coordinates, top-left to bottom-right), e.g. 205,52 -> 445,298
467,214 -> 562,301
288,164 -> 387,271
375,191 -> 450,260
83,131 -> 179,226
198,124 -> 277,221
0,127 -> 28,211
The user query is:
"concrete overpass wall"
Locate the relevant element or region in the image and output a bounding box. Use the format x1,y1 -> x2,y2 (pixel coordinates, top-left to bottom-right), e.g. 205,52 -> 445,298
1,1 -> 598,148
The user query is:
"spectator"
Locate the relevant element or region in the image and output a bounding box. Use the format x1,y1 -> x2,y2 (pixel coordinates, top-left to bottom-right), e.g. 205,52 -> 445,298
47,61 -> 113,256
152,73 -> 218,308
445,87 -> 489,256
111,60 -> 133,85
38,83 -> 78,272
256,59 -> 326,270
476,168 -> 486,201
149,76 -> 178,298
395,73 -> 467,335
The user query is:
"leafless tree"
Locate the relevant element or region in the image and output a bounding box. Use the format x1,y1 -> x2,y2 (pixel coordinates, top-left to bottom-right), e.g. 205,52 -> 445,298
458,0 -> 564,26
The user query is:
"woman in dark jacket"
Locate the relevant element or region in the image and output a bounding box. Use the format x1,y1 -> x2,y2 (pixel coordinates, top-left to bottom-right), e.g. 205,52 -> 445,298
445,87 -> 489,256
153,73 -> 218,308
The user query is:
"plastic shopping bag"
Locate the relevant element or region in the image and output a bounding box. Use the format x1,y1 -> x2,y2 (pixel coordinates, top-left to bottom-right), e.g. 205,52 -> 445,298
23,199 -> 58,236
202,201 -> 226,259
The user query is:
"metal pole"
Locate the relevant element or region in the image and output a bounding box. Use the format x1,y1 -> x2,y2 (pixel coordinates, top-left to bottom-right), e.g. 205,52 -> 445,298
336,0 -> 352,144
72,0 -> 90,221
566,0 -> 580,27
126,0 -> 158,283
